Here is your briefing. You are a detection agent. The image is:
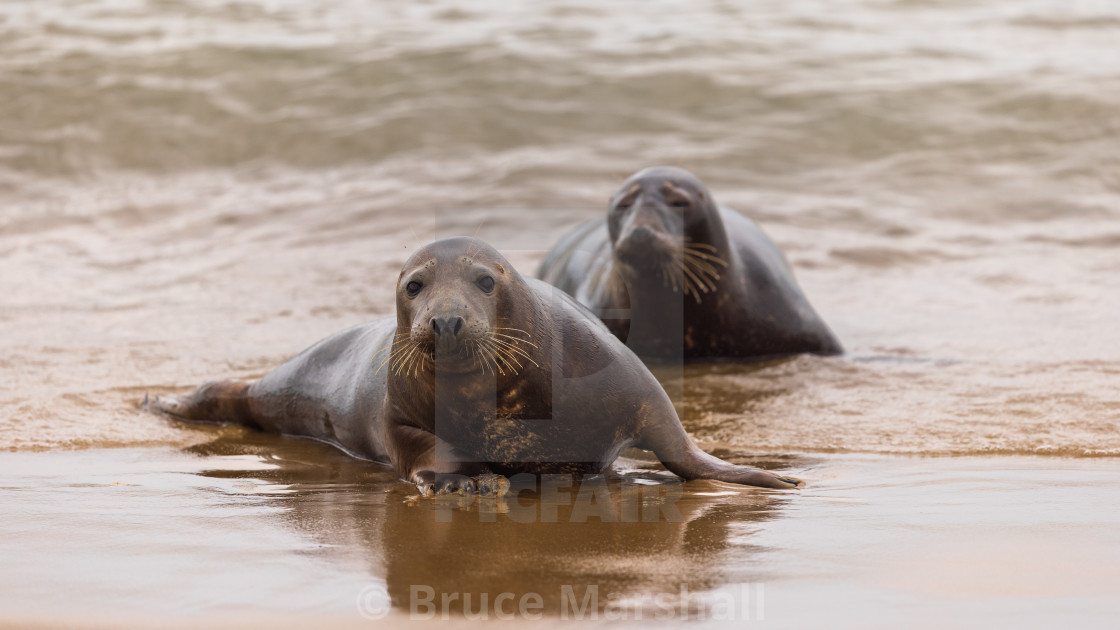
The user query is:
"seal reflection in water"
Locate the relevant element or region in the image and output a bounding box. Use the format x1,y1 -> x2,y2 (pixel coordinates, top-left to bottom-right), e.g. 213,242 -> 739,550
186,434 -> 793,617
538,167 -> 842,363
149,237 -> 799,492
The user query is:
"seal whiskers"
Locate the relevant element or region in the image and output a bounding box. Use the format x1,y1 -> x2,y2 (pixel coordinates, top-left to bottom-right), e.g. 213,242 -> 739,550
468,328 -> 541,376
482,337 -> 518,375
676,241 -> 727,303
372,333 -> 413,375
472,337 -> 500,375
491,327 -> 541,369
649,242 -> 727,304
392,340 -> 428,378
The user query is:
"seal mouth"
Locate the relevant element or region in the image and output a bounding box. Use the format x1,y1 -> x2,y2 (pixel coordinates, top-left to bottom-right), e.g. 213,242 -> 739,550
433,336 -> 464,355
614,226 -> 675,266
614,238 -> 729,304
430,343 -> 473,366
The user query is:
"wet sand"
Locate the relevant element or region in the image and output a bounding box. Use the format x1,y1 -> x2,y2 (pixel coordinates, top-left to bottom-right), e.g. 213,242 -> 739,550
3,439 -> 1119,628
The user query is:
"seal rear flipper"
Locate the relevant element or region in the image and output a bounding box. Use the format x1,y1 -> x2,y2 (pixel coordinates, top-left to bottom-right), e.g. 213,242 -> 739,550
640,422 -> 801,490
147,380 -> 257,427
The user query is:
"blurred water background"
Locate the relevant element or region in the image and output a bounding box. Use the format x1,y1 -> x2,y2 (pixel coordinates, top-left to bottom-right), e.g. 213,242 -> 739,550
2,0 -> 1118,455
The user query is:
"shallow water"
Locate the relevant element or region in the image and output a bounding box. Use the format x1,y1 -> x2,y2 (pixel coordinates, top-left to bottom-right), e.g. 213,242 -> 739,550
3,442 -> 1119,628
2,0 -> 1119,626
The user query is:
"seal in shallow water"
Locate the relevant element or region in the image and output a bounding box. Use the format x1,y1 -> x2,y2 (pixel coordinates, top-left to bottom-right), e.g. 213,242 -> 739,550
148,237 -> 800,493
538,167 -> 842,363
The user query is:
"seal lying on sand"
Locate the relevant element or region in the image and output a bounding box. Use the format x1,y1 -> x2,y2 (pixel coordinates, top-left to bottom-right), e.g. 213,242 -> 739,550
538,167 -> 842,363
149,237 -> 800,493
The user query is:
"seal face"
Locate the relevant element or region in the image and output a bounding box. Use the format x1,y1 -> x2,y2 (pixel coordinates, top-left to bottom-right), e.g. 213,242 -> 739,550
539,167 -> 843,363
390,248 -> 525,379
148,237 -> 801,493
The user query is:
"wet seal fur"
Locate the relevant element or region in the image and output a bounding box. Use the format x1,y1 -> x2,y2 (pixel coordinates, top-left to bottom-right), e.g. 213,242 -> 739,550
538,167 -> 842,363
147,237 -> 800,493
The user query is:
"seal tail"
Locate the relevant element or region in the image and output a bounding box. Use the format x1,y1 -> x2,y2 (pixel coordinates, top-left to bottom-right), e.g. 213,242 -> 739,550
146,380 -> 257,427
641,420 -> 802,490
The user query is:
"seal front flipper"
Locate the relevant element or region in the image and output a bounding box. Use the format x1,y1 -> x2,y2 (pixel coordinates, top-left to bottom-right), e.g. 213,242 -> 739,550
411,472 -> 510,497
383,417 -> 489,496
639,414 -> 801,490
413,472 -> 478,496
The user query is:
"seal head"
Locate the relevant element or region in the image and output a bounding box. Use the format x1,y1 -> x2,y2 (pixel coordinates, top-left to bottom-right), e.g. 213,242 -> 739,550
392,238 -> 532,377
608,166 -> 732,304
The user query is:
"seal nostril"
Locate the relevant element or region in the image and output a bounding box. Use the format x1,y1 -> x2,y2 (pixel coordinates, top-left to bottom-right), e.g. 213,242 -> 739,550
431,317 -> 462,338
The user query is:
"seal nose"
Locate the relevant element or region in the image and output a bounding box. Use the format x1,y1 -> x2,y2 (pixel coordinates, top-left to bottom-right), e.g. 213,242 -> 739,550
629,226 -> 655,246
431,316 -> 464,338
617,225 -> 663,264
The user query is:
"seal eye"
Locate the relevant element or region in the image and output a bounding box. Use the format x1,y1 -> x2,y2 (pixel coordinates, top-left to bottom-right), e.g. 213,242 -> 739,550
613,195 -> 636,212
670,199 -> 690,209
477,276 -> 495,293
405,281 -> 422,297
